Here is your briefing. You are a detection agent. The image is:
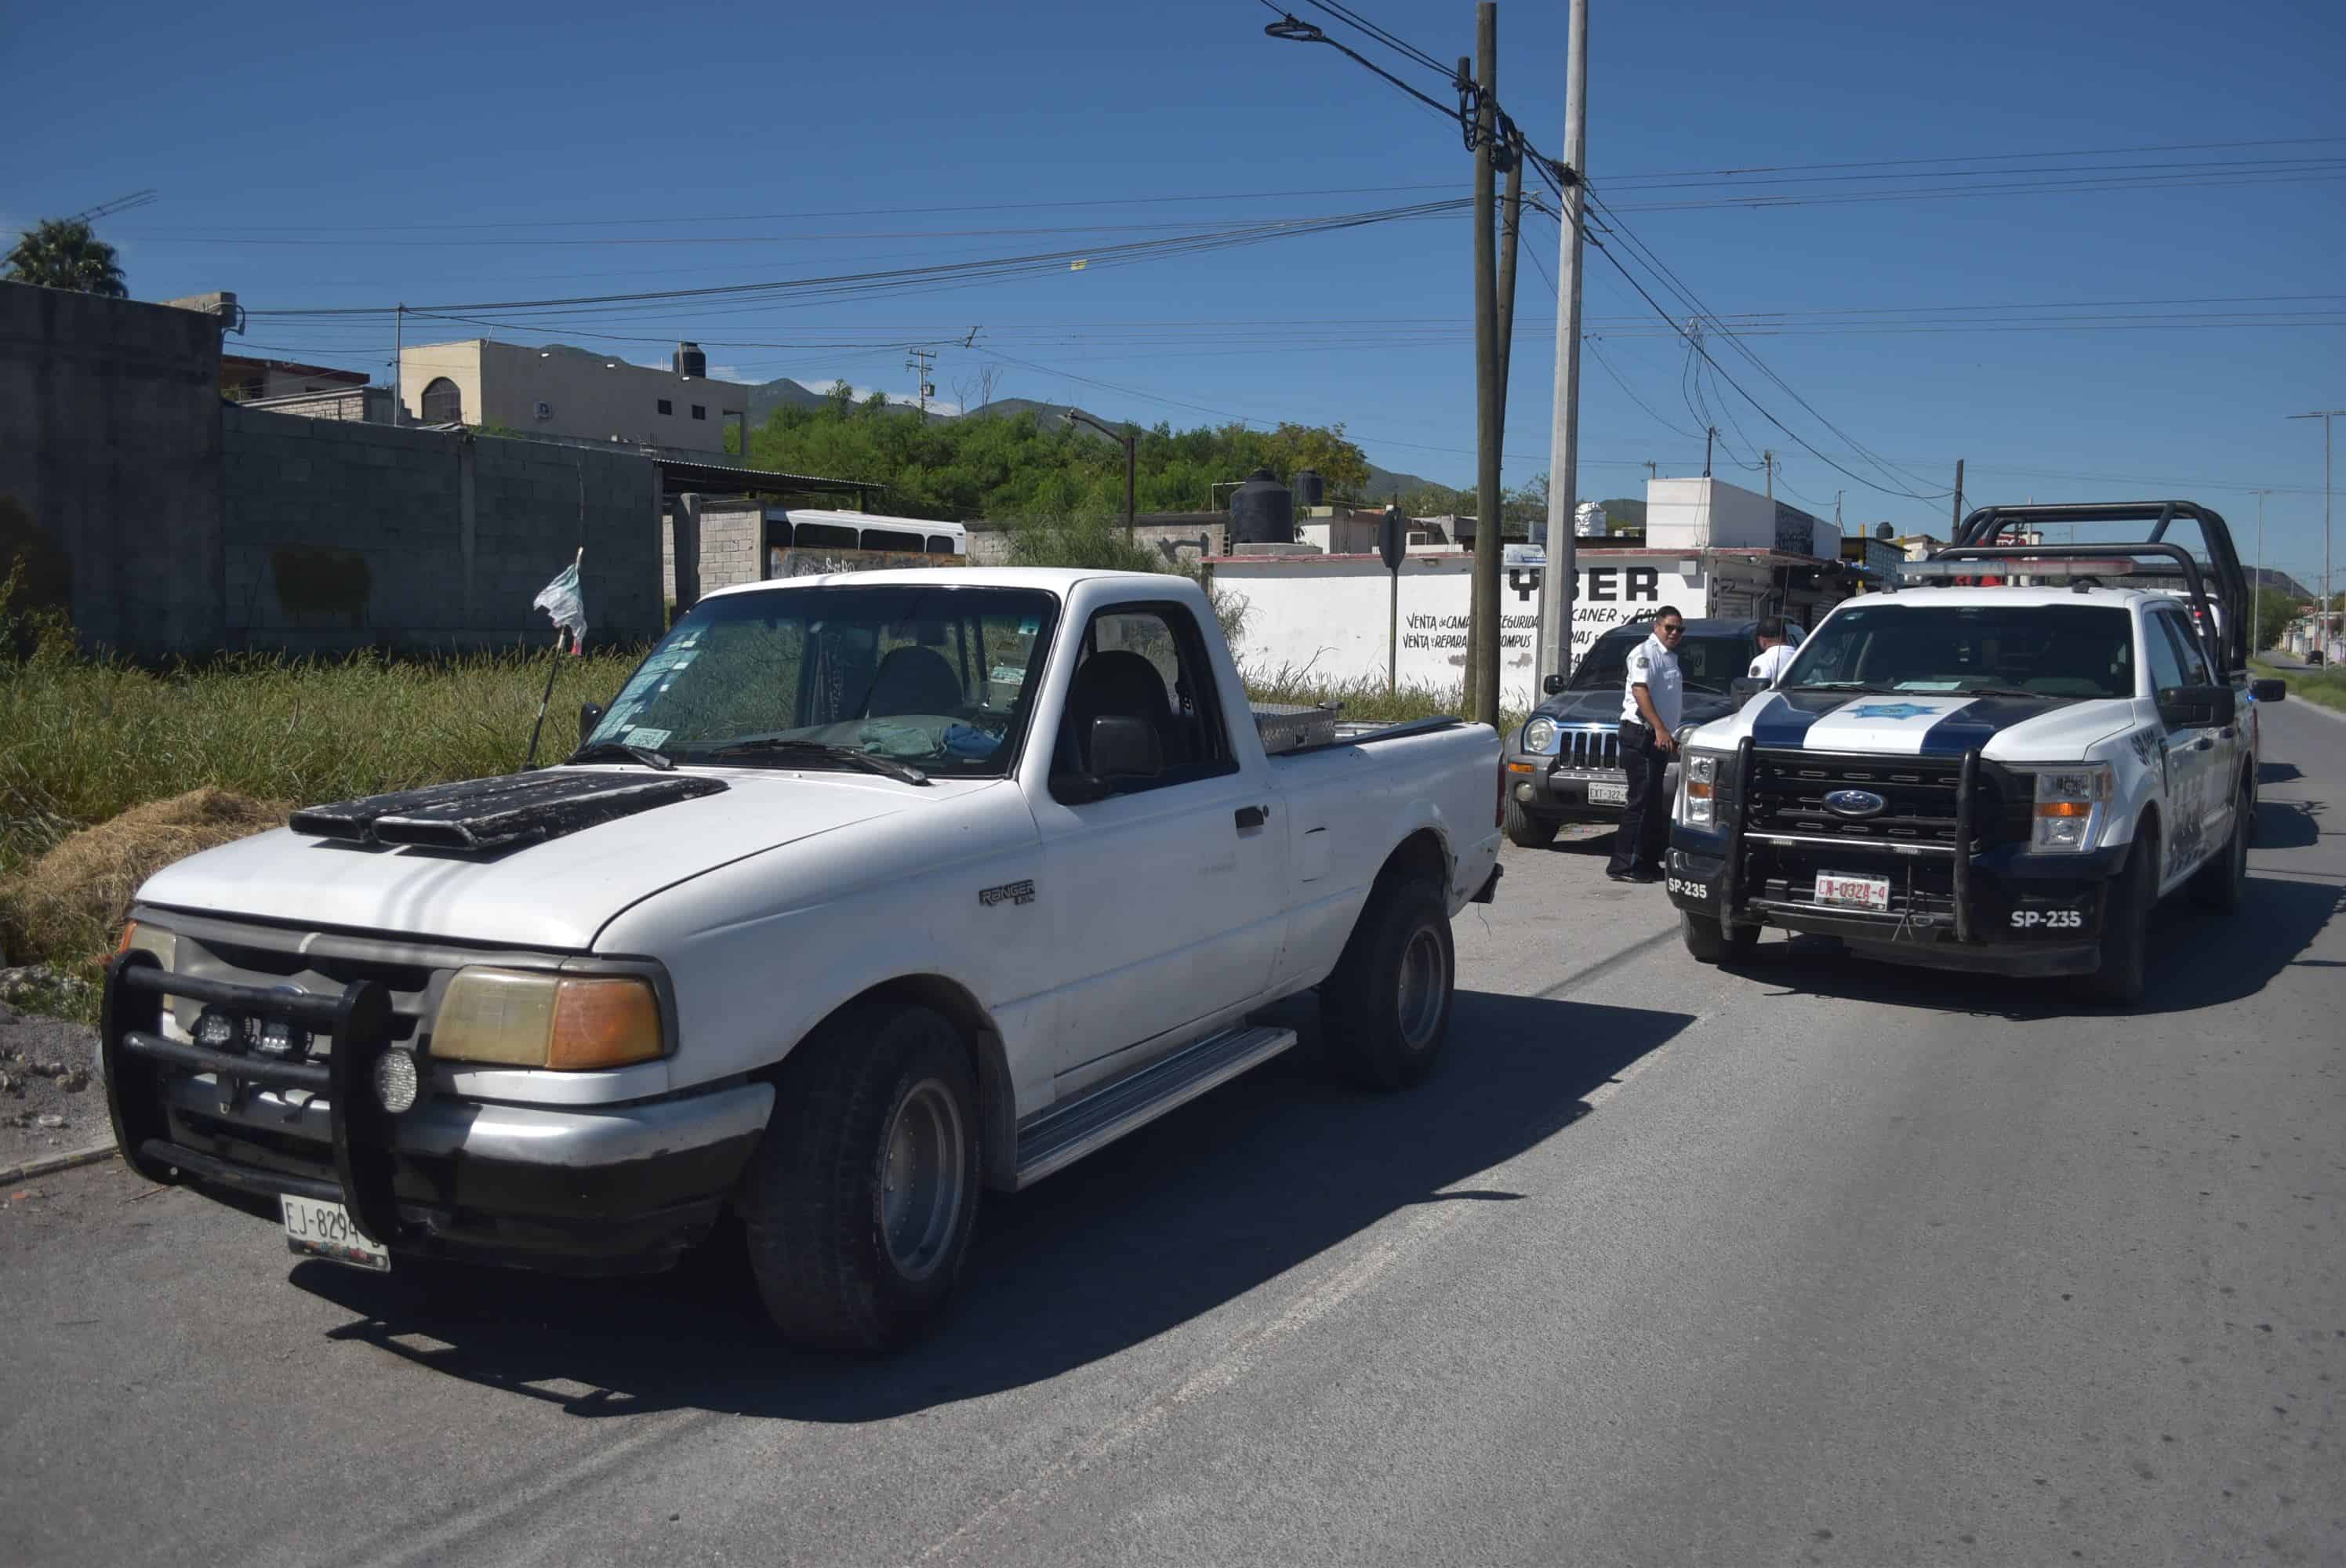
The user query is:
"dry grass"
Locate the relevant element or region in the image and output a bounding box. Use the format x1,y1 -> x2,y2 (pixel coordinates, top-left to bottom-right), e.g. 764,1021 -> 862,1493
0,788 -> 289,971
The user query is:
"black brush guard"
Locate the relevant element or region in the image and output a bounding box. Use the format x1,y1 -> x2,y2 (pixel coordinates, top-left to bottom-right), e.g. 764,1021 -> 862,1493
101,952 -> 405,1247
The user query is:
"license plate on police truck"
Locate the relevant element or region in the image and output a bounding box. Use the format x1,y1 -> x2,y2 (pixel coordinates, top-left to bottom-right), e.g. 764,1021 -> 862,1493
1586,780 -> 1628,805
1814,872 -> 1890,912
281,1195 -> 390,1272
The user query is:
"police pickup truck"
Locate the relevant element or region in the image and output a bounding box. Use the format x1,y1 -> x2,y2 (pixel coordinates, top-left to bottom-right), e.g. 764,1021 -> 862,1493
1663,501 -> 2286,1006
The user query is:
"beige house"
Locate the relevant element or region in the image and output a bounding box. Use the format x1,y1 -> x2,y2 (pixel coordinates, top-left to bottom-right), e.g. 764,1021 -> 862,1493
398,339 -> 750,455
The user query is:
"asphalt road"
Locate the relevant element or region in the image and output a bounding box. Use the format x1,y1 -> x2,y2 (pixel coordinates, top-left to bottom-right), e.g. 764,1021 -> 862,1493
5,704 -> 2341,1567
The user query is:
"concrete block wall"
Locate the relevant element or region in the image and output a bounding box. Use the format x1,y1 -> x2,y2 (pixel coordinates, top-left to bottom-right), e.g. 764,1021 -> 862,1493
662,502 -> 764,605
223,407 -> 663,653
0,282 -> 226,655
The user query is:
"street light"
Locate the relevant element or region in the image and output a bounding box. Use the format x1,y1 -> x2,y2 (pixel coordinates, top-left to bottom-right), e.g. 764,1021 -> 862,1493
2290,408 -> 2344,659
1065,408 -> 1138,539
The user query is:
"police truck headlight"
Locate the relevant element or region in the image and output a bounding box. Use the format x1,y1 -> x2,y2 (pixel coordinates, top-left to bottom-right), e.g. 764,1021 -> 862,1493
1681,749 -> 1730,828
1522,717 -> 1559,755
430,967 -> 666,1069
2028,764 -> 2113,852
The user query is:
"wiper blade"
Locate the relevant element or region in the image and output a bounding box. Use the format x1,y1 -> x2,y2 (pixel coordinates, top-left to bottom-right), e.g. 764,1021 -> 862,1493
708,739 -> 931,786
1784,681 -> 1885,692
565,740 -> 676,771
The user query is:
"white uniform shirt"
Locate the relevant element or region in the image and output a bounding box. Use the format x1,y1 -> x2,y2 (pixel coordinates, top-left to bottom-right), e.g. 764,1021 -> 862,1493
1748,642 -> 1797,684
1620,632 -> 1683,733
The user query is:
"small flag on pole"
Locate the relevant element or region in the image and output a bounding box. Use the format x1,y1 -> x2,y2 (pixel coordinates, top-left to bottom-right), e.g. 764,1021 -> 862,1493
532,549 -> 587,655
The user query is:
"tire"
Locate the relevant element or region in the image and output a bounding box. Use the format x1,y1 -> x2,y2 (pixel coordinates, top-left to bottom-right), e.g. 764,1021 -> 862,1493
2188,774 -> 2250,913
1680,909 -> 1758,964
735,1003 -> 982,1352
2081,820 -> 2156,1007
1320,877 -> 1455,1090
1504,797 -> 1559,849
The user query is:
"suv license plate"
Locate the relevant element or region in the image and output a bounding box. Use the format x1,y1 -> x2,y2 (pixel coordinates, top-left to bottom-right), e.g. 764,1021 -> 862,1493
281,1195 -> 390,1272
1585,780 -> 1628,805
1814,872 -> 1891,912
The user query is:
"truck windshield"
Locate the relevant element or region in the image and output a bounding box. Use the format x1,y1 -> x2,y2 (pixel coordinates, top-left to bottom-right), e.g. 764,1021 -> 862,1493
584,584 -> 1060,777
1570,630 -> 1752,694
1781,603 -> 2134,700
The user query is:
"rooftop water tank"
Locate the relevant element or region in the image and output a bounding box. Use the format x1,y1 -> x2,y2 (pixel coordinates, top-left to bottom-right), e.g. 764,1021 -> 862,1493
1574,500 -> 1609,538
1291,469 -> 1324,509
1229,468 -> 1295,546
674,341 -> 706,378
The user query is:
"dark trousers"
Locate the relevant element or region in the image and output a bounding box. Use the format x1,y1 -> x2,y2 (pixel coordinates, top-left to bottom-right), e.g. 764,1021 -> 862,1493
1607,723 -> 1672,875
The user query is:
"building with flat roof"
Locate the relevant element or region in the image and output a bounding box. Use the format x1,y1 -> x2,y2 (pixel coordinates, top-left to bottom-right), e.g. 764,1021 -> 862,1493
398,339 -> 750,456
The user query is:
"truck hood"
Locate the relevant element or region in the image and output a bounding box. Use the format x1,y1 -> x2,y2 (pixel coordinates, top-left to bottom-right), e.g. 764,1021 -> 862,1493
1531,687 -> 1738,729
1693,690 -> 2139,760
136,768 -> 949,950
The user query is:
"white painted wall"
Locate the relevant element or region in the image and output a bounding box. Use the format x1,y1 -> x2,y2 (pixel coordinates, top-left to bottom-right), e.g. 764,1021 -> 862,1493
401,339 -> 751,453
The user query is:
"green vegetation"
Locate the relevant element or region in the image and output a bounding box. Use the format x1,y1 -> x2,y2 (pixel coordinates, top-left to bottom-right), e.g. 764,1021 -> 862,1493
743,392 -> 1390,521
4,218 -> 128,297
2252,655 -> 2346,713
2252,587 -> 2300,652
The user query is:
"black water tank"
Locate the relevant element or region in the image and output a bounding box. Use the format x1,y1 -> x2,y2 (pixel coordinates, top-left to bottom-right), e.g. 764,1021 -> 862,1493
1291,469 -> 1324,508
1229,468 -> 1294,546
674,341 -> 707,377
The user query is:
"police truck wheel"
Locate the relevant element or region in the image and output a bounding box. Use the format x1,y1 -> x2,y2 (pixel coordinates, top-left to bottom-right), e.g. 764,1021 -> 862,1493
736,1003 -> 981,1352
2081,822 -> 2155,1007
1321,877 -> 1454,1090
2187,775 -> 2250,914
1680,909 -> 1756,964
1504,797 -> 1558,849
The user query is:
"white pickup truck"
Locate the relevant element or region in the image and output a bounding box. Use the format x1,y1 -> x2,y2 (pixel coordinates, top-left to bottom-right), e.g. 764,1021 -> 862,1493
1663,502 -> 2286,1006
101,568 -> 1503,1348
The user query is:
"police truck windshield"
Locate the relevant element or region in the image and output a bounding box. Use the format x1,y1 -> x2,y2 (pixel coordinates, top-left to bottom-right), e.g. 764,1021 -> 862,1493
1781,604 -> 2134,701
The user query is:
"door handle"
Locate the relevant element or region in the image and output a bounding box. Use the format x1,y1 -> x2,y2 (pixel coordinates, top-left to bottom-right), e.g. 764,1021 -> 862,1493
2192,737 -> 2213,752
1234,804 -> 1269,830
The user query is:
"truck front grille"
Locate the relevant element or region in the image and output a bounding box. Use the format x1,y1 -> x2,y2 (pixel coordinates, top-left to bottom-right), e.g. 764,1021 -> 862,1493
1745,750 -> 1967,847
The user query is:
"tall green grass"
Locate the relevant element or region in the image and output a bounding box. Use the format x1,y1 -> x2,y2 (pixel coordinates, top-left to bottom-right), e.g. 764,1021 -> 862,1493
2252,655 -> 2346,715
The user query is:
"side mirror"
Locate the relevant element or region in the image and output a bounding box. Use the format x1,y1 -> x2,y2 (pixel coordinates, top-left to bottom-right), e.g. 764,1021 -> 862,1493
2250,677 -> 2287,704
1542,673 -> 1565,696
1089,715 -> 1164,782
2156,684 -> 2235,728
578,702 -> 605,746
1730,677 -> 1769,703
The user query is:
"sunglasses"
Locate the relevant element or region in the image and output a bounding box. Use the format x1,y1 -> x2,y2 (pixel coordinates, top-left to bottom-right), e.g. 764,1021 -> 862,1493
1657,622 -> 1685,635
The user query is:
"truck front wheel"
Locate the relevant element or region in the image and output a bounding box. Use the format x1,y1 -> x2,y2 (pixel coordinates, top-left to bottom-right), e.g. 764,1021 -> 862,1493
736,1003 -> 982,1351
1504,797 -> 1559,849
1321,877 -> 1455,1089
1680,909 -> 1757,964
2080,822 -> 2156,1007
2187,774 -> 2251,913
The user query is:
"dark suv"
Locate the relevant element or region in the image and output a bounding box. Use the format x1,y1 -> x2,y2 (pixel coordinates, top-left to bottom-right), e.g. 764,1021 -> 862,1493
1502,616 -> 1801,848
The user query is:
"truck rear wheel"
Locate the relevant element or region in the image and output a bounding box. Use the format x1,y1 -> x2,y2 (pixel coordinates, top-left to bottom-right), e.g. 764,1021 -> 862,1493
735,1002 -> 981,1352
1320,877 -> 1454,1090
1504,797 -> 1558,849
1680,909 -> 1757,964
2080,822 -> 2156,1007
2188,775 -> 2250,913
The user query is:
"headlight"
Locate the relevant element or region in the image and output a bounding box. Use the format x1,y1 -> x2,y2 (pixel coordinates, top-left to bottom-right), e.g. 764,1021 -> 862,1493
2028,764 -> 2113,853
117,921 -> 176,968
431,967 -> 666,1069
1680,748 -> 1730,827
1522,716 -> 1560,754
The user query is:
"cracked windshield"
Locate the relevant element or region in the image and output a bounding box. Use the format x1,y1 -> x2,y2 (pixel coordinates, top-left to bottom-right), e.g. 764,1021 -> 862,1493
588,585 -> 1059,775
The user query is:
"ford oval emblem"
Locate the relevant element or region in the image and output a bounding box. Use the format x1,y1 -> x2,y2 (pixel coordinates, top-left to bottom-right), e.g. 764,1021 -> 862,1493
1823,789 -> 1888,819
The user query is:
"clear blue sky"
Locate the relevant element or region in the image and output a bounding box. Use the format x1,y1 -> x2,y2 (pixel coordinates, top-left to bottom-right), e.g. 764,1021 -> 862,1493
8,0 -> 2343,586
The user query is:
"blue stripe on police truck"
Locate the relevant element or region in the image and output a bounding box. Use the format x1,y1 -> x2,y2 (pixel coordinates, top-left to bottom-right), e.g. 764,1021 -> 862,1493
1748,692 -> 1840,749
1753,692 -> 2062,756
1912,695 -> 2060,757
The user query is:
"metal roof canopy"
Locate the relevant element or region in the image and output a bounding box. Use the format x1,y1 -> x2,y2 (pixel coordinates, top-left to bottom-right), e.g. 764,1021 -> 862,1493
653,454 -> 879,507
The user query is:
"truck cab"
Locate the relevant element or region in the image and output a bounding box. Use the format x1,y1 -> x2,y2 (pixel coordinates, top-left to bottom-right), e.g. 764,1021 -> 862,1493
1662,501 -> 2286,1006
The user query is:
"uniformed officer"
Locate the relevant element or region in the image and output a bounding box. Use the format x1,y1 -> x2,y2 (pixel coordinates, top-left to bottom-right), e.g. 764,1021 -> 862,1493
1748,615 -> 1796,684
1606,606 -> 1685,883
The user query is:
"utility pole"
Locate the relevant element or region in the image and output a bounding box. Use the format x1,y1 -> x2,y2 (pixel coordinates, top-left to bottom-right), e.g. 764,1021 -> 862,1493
1950,457 -> 1966,536
1536,0 -> 1589,691
906,346 -> 936,417
1836,490 -> 1844,534
1644,461 -> 1658,484
2250,488 -> 2271,653
1464,4 -> 1503,727
1704,426 -> 1716,478
2289,410 -> 2342,653
391,303 -> 405,426
1763,448 -> 1775,500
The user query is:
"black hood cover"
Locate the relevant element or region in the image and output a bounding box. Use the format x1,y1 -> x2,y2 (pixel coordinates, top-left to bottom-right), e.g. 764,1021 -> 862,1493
291,771 -> 728,852
1533,688 -> 1738,726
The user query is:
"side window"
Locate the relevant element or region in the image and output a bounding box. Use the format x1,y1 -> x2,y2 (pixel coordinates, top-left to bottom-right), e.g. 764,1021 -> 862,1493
2143,612 -> 2189,698
1055,604 -> 1237,795
2156,611 -> 2213,688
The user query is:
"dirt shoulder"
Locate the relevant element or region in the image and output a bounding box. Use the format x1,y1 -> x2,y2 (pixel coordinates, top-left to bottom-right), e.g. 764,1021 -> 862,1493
0,993 -> 107,1176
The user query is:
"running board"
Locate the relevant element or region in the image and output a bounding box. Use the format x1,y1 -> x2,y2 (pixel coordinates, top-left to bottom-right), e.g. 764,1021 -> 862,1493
1013,1024 -> 1298,1189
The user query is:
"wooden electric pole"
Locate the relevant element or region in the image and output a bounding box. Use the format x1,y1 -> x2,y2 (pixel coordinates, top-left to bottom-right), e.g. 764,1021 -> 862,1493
1950,457 -> 1966,535
1465,4 -> 1503,727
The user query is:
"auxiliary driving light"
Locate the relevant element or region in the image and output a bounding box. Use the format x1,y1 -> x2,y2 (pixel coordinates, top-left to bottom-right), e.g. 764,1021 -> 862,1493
193,1008 -> 242,1052
372,1048 -> 422,1114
